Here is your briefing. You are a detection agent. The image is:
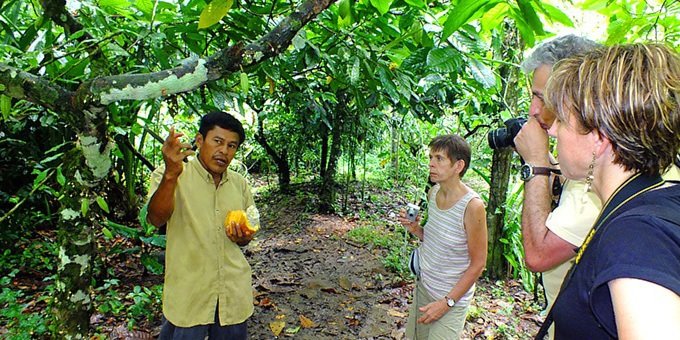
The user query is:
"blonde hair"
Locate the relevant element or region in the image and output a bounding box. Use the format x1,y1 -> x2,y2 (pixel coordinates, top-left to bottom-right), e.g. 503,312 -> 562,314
545,43 -> 680,176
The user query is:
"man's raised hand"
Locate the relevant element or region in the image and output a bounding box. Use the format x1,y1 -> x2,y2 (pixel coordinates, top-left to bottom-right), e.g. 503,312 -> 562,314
162,127 -> 195,178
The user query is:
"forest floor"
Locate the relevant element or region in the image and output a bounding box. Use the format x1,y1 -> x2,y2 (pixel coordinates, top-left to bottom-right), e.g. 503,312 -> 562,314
2,180 -> 544,339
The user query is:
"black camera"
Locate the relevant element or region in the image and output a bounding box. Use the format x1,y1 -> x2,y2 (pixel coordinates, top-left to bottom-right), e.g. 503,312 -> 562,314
487,117 -> 527,149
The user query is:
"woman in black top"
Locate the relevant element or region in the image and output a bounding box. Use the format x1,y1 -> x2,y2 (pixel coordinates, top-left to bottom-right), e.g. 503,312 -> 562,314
543,43 -> 680,339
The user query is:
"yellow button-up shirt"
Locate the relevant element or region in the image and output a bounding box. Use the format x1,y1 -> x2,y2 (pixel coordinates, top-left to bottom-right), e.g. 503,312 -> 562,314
148,157 -> 255,327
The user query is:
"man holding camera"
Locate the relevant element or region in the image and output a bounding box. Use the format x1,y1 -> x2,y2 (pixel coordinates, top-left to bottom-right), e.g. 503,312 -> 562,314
513,35 -> 602,339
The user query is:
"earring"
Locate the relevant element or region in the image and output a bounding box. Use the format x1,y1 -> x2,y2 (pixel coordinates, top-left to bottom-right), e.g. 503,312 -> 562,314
584,153 -> 596,193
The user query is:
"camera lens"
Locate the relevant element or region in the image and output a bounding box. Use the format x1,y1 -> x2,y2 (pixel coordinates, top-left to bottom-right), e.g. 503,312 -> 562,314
487,117 -> 527,150
487,128 -> 510,150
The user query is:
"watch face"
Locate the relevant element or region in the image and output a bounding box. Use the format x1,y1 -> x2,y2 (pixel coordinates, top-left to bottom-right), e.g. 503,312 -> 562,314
520,164 -> 532,180
447,298 -> 455,307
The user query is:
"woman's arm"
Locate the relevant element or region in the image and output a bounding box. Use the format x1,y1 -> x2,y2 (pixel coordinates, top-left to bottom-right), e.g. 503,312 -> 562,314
610,278 -> 680,339
417,197 -> 488,324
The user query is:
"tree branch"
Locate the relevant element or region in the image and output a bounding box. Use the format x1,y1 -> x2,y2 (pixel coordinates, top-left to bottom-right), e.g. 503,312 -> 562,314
0,63 -> 75,114
1,0 -> 337,112
41,0 -> 86,36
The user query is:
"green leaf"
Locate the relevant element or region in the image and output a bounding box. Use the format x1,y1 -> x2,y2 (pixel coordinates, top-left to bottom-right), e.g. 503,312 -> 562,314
135,0 -> 155,19
468,58 -> 496,88
198,0 -> 234,29
96,196 -> 110,214
285,326 -> 301,334
106,220 -> 139,238
81,198 -> 89,217
517,0 -> 545,36
102,227 -> 114,239
480,2 -> 509,32
32,170 -> 49,189
370,0 -> 393,15
606,17 -> 637,44
404,0 -> 426,9
338,0 -> 351,19
349,57 -> 360,85
56,167 -> 66,186
99,0 -> 133,16
426,48 -> 459,73
140,235 -> 166,247
377,66 -> 399,102
511,10 -> 535,46
292,32 -> 307,50
0,95 -> 11,120
539,3 -> 574,27
580,0 -> 608,11
240,72 -> 250,95
140,254 -> 164,274
442,0 -> 497,41
40,152 -> 64,164
338,0 -> 353,28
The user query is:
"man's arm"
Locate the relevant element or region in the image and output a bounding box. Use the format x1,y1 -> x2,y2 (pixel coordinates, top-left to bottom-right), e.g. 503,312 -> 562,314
416,197 -> 488,324
521,176 -> 577,272
147,173 -> 179,227
147,127 -> 194,227
515,118 -> 577,272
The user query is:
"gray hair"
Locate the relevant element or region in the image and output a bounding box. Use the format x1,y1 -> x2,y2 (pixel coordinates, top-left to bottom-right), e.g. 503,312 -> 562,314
521,34 -> 601,73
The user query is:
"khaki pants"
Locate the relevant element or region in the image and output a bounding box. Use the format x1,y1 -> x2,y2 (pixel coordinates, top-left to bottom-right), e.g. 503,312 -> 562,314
406,280 -> 468,340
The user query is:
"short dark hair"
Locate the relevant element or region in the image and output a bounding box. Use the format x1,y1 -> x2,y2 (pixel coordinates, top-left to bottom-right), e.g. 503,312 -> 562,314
428,134 -> 472,178
198,111 -> 245,145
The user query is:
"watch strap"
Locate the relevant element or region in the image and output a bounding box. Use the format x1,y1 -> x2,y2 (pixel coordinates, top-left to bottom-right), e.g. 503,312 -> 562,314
531,166 -> 552,176
521,164 -> 553,182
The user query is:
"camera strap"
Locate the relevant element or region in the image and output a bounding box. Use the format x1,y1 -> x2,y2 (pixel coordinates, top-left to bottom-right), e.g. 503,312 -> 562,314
534,173 -> 665,339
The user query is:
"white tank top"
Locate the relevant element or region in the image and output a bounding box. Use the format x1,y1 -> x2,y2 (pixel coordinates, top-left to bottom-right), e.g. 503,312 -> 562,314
419,184 -> 478,305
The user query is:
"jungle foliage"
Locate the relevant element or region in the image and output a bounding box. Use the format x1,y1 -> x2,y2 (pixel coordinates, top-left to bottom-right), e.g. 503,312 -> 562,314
1,0 -> 679,337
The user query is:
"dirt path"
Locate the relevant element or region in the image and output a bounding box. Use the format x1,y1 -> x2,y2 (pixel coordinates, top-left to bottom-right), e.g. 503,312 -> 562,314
247,208 -> 412,339
245,187 -> 543,339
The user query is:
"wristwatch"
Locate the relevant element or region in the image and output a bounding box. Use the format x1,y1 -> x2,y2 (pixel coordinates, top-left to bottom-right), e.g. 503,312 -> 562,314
520,163 -> 552,182
445,296 -> 456,308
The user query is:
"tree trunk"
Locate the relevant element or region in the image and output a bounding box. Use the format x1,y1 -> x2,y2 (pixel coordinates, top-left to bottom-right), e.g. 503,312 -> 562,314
319,119 -> 342,212
391,120 -> 399,183
319,124 -> 329,179
55,124 -> 112,337
319,96 -> 346,212
254,121 -> 291,192
485,148 -> 513,279
485,22 -> 523,279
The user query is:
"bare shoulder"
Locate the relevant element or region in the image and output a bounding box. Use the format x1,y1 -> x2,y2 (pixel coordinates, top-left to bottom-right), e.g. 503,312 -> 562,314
466,196 -> 486,214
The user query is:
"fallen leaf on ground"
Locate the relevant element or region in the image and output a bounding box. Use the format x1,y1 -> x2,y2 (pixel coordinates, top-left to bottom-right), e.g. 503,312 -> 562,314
269,321 -> 285,336
338,276 -> 352,291
256,297 -> 273,307
285,326 -> 301,334
299,314 -> 316,328
388,309 -> 407,318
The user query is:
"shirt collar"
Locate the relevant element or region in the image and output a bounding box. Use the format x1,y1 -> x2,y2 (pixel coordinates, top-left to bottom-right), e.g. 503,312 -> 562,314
189,156 -> 230,185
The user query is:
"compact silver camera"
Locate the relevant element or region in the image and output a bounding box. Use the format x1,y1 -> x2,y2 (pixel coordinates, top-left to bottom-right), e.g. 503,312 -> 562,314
406,203 -> 420,222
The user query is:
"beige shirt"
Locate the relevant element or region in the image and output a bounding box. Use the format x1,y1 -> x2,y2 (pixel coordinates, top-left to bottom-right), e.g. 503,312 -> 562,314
148,157 -> 255,327
544,180 -> 601,310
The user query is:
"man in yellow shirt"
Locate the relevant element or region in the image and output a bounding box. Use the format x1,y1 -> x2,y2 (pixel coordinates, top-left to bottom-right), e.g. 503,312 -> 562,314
148,111 -> 257,339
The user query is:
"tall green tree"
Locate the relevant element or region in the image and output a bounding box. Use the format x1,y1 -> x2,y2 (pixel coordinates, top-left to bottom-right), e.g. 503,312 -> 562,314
1,0 -> 337,336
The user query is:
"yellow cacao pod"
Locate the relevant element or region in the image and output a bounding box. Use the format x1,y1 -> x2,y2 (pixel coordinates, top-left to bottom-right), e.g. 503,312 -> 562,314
224,208 -> 259,234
